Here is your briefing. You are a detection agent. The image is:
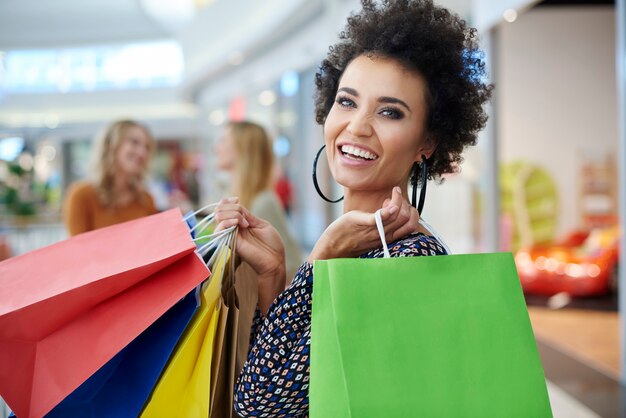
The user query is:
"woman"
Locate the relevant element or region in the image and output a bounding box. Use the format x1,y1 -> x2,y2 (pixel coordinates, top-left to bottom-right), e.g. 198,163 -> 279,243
63,119 -> 157,236
214,120 -> 304,281
214,0 -> 492,415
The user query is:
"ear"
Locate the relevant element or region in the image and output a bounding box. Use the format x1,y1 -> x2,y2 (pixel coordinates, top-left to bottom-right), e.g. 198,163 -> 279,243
415,136 -> 437,162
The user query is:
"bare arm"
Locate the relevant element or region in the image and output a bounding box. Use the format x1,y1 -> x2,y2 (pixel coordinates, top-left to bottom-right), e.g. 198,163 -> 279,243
308,187 -> 420,262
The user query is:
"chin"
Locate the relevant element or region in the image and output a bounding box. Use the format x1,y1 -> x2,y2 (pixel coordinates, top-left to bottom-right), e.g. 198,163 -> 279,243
334,176 -> 370,192
123,168 -> 143,178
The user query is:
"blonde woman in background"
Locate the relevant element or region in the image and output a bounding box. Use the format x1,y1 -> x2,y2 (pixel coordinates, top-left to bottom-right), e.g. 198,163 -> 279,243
63,119 -> 157,236
214,120 -> 304,281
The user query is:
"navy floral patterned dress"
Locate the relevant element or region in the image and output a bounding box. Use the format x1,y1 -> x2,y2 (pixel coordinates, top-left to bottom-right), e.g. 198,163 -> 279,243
234,232 -> 447,417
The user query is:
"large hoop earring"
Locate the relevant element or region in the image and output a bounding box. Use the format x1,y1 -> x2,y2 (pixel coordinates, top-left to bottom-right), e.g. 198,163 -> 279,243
312,145 -> 344,203
411,156 -> 428,213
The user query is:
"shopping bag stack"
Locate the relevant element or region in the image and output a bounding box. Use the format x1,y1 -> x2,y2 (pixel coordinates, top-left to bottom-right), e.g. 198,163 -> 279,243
310,216 -> 553,417
142,208 -> 243,418
0,206 -> 250,418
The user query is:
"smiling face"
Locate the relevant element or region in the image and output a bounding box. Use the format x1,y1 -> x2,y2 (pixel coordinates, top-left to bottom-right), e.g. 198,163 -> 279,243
323,54 -> 434,210
114,125 -> 152,177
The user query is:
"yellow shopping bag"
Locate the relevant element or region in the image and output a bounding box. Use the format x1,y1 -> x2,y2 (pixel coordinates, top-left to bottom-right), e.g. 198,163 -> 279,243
141,246 -> 230,417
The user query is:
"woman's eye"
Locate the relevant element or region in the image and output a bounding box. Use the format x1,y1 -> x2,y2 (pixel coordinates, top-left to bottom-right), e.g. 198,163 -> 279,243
335,96 -> 355,108
380,107 -> 403,120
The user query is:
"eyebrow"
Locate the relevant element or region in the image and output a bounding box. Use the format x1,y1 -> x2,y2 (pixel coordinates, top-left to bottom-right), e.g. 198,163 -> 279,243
337,87 -> 412,112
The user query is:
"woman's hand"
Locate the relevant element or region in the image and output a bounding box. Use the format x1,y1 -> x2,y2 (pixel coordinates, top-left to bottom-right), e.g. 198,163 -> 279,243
308,187 -> 419,262
214,197 -> 286,314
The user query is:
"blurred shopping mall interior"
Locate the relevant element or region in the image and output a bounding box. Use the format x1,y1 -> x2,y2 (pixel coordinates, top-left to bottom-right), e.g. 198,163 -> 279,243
1,0 -> 625,416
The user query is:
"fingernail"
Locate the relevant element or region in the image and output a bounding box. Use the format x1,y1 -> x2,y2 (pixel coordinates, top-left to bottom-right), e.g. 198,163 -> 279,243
389,205 -> 398,214
394,186 -> 401,194
242,219 -> 249,227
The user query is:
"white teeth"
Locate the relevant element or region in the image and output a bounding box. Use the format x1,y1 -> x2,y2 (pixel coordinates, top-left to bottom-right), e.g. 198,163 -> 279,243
340,145 -> 377,160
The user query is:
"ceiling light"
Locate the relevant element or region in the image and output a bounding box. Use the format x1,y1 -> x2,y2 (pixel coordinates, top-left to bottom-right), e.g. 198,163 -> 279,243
209,109 -> 225,126
41,144 -> 57,162
258,90 -> 277,106
273,136 -> 291,158
280,71 -> 299,97
140,0 -> 196,32
277,111 -> 297,128
503,9 -> 517,23
44,114 -> 59,129
18,152 -> 34,171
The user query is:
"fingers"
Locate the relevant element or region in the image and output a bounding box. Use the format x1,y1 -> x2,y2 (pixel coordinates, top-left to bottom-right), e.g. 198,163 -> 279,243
386,204 -> 419,241
379,187 -> 419,242
389,186 -> 403,213
380,187 -> 401,221
214,197 -> 250,232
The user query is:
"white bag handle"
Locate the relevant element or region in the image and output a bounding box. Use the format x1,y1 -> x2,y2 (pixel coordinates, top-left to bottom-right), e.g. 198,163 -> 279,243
185,203 -> 238,269
374,209 -> 452,258
374,209 -> 391,258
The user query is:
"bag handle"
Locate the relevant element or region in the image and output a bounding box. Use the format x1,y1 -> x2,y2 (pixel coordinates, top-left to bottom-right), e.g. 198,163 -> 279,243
374,209 -> 392,259
374,209 -> 452,257
187,204 -> 239,276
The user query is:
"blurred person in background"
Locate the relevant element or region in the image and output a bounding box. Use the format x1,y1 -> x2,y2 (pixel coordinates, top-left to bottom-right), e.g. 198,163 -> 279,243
214,120 -> 304,281
63,119 -> 157,236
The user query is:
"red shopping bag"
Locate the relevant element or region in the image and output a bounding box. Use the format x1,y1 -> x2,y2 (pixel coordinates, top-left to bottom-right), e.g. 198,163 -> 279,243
0,209 -> 210,418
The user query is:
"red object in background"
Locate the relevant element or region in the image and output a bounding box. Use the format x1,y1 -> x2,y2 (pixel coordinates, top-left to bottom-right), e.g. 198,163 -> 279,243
170,148 -> 188,195
228,96 -> 246,122
515,228 -> 619,297
275,174 -> 293,213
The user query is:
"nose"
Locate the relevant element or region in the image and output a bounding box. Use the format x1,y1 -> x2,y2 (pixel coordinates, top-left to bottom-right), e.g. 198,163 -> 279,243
134,144 -> 149,164
346,110 -> 373,137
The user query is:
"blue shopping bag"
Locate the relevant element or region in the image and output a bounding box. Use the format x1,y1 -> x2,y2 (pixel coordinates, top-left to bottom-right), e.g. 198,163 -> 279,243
43,288 -> 200,418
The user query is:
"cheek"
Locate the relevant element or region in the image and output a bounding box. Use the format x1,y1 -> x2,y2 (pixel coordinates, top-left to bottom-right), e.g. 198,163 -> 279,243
214,143 -> 223,157
323,110 -> 343,145
226,146 -> 237,162
323,126 -> 339,167
386,125 -> 423,157
216,142 -> 228,157
217,144 -> 236,168
137,144 -> 150,157
116,147 -> 129,163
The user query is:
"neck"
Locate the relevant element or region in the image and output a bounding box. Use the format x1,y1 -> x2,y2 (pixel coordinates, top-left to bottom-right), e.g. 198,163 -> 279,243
342,185 -> 410,214
113,174 -> 132,193
229,170 -> 240,197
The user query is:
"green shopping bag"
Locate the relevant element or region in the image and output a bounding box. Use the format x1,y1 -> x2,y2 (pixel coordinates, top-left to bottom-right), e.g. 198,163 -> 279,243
311,252 -> 552,418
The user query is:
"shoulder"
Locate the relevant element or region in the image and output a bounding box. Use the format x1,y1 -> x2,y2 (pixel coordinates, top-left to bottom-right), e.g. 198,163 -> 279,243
291,261 -> 314,287
66,181 -> 98,202
250,190 -> 284,219
361,232 -> 448,258
251,190 -> 281,210
68,181 -> 95,194
140,189 -> 157,212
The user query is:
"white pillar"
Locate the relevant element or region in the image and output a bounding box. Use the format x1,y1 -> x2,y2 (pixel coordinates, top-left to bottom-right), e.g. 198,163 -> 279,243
483,29 -> 500,253
616,0 -> 626,385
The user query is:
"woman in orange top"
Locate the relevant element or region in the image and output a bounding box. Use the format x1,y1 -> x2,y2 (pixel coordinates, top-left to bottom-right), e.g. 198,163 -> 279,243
63,119 -> 157,236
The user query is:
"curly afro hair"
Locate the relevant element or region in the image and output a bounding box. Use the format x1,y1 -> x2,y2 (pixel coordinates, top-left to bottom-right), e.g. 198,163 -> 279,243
314,0 -> 493,181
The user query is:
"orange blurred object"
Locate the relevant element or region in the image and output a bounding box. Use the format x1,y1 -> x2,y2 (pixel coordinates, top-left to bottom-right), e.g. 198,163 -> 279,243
0,236 -> 11,261
515,226 -> 620,297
